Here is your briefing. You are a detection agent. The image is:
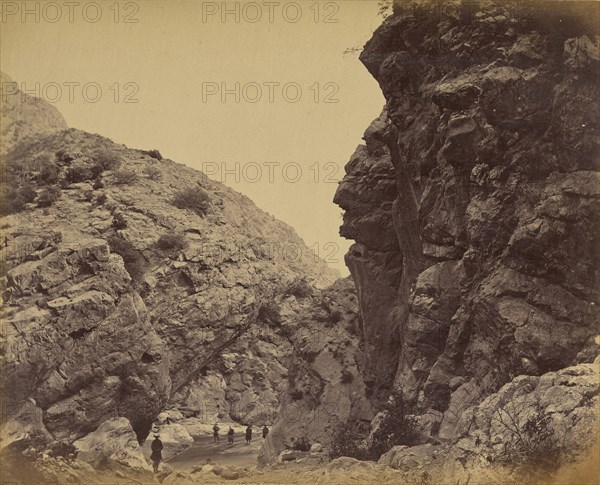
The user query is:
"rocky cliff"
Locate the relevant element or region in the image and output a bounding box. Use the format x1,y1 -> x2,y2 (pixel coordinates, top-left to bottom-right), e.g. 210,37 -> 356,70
0,113 -> 338,456
336,0 -> 599,422
1,71 -> 68,155
331,0 -> 599,465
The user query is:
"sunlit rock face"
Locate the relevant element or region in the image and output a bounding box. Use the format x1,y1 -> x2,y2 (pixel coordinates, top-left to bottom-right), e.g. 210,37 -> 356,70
335,0 -> 599,440
0,71 -> 68,155
0,120 -> 338,447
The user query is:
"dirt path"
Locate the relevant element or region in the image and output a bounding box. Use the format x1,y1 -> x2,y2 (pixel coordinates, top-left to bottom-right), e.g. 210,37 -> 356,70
168,436 -> 263,471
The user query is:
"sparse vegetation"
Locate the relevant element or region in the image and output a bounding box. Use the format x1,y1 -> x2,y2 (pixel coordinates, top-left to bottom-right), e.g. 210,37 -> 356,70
111,168 -> 139,185
330,391 -> 419,461
493,401 -> 567,479
112,212 -> 128,229
291,437 -> 311,452
96,194 -> 108,205
340,369 -> 354,384
286,277 -> 314,299
37,186 -> 61,207
0,184 -> 37,215
289,389 -> 304,401
171,187 -> 210,216
146,149 -> 163,160
94,148 -> 122,171
38,163 -> 61,185
66,159 -> 102,183
143,165 -> 162,180
156,232 -> 188,252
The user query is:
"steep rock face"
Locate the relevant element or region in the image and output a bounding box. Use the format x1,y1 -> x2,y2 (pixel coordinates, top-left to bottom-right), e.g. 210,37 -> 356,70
0,127 -> 337,446
335,0 -> 600,440
0,71 -> 68,155
258,278 -> 374,465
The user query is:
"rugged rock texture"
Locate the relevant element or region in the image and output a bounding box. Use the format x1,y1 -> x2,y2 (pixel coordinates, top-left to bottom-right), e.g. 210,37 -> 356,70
258,278 -> 374,465
0,124 -> 338,453
0,71 -> 68,155
334,0 -> 600,448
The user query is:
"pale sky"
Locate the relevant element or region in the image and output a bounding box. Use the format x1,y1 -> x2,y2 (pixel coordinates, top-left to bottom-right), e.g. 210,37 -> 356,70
1,0 -> 386,275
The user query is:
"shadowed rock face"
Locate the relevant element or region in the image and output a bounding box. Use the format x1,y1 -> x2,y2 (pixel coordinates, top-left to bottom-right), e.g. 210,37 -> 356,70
335,0 -> 600,438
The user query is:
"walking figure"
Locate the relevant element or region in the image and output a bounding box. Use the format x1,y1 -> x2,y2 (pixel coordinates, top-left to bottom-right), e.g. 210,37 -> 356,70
150,435 -> 163,473
245,425 -> 252,444
262,425 -> 269,439
227,426 -> 234,445
213,423 -> 220,443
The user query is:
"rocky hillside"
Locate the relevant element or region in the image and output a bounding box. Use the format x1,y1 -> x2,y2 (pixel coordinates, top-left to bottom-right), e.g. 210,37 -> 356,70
260,0 -> 600,479
1,71 -> 68,155
0,109 -> 338,455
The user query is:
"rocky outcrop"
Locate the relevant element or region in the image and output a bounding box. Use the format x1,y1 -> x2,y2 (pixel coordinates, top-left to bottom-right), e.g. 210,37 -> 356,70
0,124 -> 338,455
335,0 -> 600,450
0,71 -> 67,155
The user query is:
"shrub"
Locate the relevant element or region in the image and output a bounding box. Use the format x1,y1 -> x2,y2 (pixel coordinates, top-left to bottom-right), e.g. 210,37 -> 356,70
289,389 -> 303,401
66,160 -> 102,183
1,184 -> 37,214
368,391 -> 419,460
96,194 -> 108,205
340,369 -> 354,384
107,236 -> 146,284
112,168 -> 139,185
291,437 -> 311,452
286,277 -> 314,298
143,165 -> 162,180
38,163 -> 61,185
112,212 -> 128,229
94,148 -> 122,171
156,232 -> 188,251
147,149 -> 163,160
258,303 -> 282,324
330,425 -> 371,461
37,186 -> 61,207
56,148 -> 79,163
493,402 -> 566,479
172,187 -> 210,215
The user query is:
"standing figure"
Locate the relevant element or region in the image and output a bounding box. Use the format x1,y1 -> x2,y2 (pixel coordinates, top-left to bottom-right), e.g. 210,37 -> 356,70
213,423 -> 220,443
245,425 -> 252,444
227,426 -> 234,445
150,435 -> 163,473
262,425 -> 269,439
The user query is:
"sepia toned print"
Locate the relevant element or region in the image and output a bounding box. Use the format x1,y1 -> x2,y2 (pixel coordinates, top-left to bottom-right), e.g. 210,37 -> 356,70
0,1 -> 599,484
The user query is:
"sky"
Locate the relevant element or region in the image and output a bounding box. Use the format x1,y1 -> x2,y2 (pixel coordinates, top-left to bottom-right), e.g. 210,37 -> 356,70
0,0 -> 386,275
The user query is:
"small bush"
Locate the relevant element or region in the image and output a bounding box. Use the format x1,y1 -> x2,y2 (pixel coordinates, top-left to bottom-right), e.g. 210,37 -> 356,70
143,165 -> 162,180
38,163 -> 61,185
156,232 -> 188,251
1,184 -> 37,214
289,389 -> 303,401
340,369 -> 354,384
56,148 -> 80,163
286,277 -> 314,299
330,425 -> 371,461
172,187 -> 210,215
107,236 -> 146,284
291,437 -> 311,452
96,194 -> 108,205
66,160 -> 102,183
37,186 -> 61,207
147,149 -> 163,160
112,168 -> 139,185
94,148 -> 122,171
112,212 -> 128,229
